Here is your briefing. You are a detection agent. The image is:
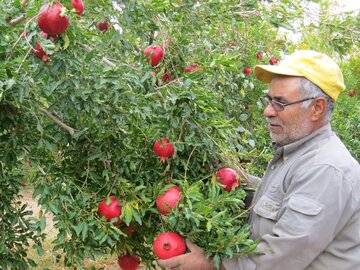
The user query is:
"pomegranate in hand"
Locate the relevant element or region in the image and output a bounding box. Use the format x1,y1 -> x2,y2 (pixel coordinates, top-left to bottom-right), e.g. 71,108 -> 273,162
153,232 -> 186,259
216,167 -> 239,192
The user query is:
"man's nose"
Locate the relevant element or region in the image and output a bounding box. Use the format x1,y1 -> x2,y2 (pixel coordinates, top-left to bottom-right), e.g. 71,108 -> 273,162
263,103 -> 278,118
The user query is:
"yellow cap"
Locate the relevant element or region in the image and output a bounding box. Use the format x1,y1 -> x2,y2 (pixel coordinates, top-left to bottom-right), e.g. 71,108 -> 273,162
254,50 -> 345,101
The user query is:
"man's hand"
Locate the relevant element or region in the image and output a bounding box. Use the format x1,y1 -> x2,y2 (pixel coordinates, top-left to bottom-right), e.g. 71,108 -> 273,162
158,239 -> 218,270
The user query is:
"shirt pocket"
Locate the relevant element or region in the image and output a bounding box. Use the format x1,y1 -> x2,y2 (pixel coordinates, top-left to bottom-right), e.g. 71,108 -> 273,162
288,195 -> 323,216
281,195 -> 324,235
253,195 -> 281,221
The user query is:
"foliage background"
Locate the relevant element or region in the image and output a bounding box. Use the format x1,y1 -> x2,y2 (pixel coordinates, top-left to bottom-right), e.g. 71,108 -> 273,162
0,0 -> 359,269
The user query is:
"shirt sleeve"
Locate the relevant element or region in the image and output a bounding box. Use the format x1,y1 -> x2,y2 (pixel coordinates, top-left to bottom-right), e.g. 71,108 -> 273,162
222,164 -> 353,270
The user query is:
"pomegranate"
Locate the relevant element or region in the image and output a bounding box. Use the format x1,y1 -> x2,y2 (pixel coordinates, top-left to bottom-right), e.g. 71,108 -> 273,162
348,90 -> 356,97
160,72 -> 172,82
156,185 -> 181,215
144,45 -> 164,67
153,232 -> 186,259
216,167 -> 239,192
269,57 -> 279,65
71,0 -> 84,15
123,226 -> 135,236
153,138 -> 175,163
38,2 -> 69,36
243,67 -> 251,76
118,254 -> 140,270
98,196 -> 123,226
21,182 -> 27,187
184,65 -> 199,73
256,52 -> 263,60
97,20 -> 110,31
33,31 -> 54,62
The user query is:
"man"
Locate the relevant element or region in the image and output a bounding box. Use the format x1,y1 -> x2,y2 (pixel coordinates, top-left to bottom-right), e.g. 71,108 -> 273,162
158,50 -> 360,270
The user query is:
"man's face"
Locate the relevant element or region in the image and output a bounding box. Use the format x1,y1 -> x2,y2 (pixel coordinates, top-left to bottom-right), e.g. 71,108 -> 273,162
264,76 -> 314,146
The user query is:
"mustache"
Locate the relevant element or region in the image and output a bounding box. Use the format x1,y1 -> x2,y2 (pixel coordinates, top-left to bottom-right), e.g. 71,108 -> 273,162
267,119 -> 282,125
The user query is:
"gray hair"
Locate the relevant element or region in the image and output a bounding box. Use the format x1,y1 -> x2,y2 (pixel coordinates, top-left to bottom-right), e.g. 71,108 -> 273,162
300,77 -> 334,120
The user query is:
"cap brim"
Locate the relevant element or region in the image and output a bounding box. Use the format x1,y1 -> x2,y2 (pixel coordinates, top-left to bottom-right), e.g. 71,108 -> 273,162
254,65 -> 302,83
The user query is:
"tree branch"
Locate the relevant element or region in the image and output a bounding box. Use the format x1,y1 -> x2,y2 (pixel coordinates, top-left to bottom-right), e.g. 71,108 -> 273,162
9,15 -> 27,26
40,108 -> 76,136
79,43 -> 116,67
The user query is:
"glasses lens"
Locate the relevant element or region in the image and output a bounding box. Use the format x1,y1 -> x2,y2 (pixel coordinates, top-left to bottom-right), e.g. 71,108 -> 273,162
271,100 -> 284,111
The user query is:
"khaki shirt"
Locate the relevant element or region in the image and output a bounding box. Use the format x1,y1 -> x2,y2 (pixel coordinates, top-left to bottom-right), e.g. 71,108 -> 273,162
223,124 -> 360,270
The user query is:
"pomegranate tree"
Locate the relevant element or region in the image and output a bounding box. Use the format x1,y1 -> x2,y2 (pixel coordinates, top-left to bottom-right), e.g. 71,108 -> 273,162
153,138 -> 175,163
37,2 -> 69,36
118,254 -> 140,270
156,185 -> 182,215
216,167 -> 239,192
144,45 -> 164,67
98,196 -> 123,226
153,232 -> 186,259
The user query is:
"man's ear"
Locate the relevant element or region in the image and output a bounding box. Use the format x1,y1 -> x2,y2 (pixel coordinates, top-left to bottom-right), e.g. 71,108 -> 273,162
311,97 -> 327,121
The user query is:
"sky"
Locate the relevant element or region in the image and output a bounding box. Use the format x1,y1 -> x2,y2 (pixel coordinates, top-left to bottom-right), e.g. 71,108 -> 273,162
336,0 -> 360,12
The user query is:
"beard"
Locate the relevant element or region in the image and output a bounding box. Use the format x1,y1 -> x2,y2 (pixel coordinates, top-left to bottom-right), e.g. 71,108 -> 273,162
267,111 -> 313,146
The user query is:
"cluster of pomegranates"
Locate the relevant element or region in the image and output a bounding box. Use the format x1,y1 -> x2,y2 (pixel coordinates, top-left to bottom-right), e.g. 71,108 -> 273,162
96,135 -> 241,269
143,42 -> 201,87
32,1 -> 110,62
30,1 -> 84,62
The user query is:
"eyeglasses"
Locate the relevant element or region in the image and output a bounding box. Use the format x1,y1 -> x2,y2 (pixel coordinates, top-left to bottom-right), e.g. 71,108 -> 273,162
259,95 -> 316,112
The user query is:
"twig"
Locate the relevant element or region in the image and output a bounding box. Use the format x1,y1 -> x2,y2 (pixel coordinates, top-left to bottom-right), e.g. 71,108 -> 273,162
9,15 -> 26,26
184,147 -> 197,181
78,43 -> 116,67
39,108 -> 76,136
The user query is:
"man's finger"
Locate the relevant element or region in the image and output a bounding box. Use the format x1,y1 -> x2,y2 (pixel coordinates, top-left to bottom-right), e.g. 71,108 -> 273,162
158,257 -> 181,268
185,239 -> 203,253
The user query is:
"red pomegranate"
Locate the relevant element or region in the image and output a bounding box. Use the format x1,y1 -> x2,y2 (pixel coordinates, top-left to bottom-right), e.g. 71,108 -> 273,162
33,31 -> 54,62
153,232 -> 186,259
98,196 -> 123,226
156,185 -> 181,215
160,72 -> 172,82
118,254 -> 140,270
243,67 -> 251,76
71,0 -> 84,15
216,167 -> 239,192
153,138 -> 175,163
97,20 -> 110,31
269,57 -> 279,65
38,2 -> 69,36
144,45 -> 164,67
256,52 -> 263,60
184,65 -> 199,73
